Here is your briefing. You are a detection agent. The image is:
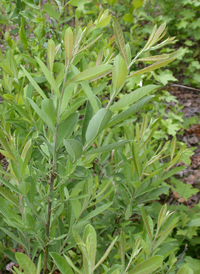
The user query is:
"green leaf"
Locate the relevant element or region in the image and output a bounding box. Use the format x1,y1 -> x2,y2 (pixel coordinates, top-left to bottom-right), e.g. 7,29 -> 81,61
137,55 -> 169,62
0,185 -> 18,206
128,50 -> 185,78
1,228 -> 24,248
77,34 -> 103,54
96,15 -> 111,28
7,49 -> 18,78
0,197 -> 24,226
60,83 -> 75,114
44,3 -> 60,21
94,236 -> 118,270
15,253 -> 37,274
64,255 -> 83,274
113,17 -> 128,64
64,139 -> 83,161
128,256 -> 163,274
110,85 -> 158,111
50,252 -> 74,274
60,97 -> 87,122
170,136 -> 176,161
68,0 -> 90,7
64,27 -> 73,62
177,264 -> 190,274
83,224 -> 97,271
106,0 -> 118,5
36,255 -> 42,274
171,178 -> 199,202
125,204 -> 132,220
71,199 -> 82,219
41,98 -> 57,126
85,140 -> 130,155
35,57 -> 60,97
28,99 -> 55,131
81,81 -> 100,113
112,54 -> 128,89
108,96 -> 153,127
57,113 -> 78,149
152,166 -> 185,187
187,218 -> 200,227
85,108 -> 112,144
82,101 -> 94,145
81,202 -> 113,222
19,18 -> 28,49
119,231 -> 126,271
21,66 -> 47,99
68,64 -> 112,83
132,0 -> 143,9
47,39 -> 55,72
141,208 -> 153,241
71,66 -> 100,113
0,177 -> 21,194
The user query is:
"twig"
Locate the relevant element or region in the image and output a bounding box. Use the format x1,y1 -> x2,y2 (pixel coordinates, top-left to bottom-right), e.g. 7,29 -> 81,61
170,84 -> 200,92
177,244 -> 188,260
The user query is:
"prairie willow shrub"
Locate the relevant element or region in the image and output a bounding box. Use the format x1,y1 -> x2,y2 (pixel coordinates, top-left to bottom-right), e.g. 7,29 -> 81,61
0,8 -> 186,274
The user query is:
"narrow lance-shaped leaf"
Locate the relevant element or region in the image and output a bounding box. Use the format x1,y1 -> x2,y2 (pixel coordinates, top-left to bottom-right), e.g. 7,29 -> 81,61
157,204 -> 167,230
82,101 -> 94,145
60,97 -> 87,122
112,54 -> 128,89
64,27 -> 73,62
47,39 -> 55,72
71,65 -> 99,113
86,108 -> 112,144
35,57 -> 60,97
119,231 -> 126,271
170,135 -> 176,161
113,17 -> 128,64
148,22 -> 167,48
94,236 -> 118,270
15,253 -> 37,274
77,34 -> 103,54
50,252 -> 74,274
136,54 -> 169,62
110,85 -> 158,112
85,140 -> 130,155
68,0 -> 89,7
28,98 -> 55,131
107,96 -> 153,128
141,208 -> 153,241
143,25 -> 157,51
128,50 -> 184,78
20,66 -> 47,99
81,202 -> 113,222
68,64 -> 112,84
64,255 -> 83,274
128,256 -> 163,274
83,225 -> 97,271
57,113 -> 78,149
64,139 -> 83,161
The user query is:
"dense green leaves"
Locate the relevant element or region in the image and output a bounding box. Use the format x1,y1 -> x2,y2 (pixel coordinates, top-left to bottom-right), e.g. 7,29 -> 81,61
0,2 -> 193,274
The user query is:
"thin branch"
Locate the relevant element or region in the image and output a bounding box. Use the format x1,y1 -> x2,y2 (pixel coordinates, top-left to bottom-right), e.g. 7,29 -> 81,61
170,84 -> 200,92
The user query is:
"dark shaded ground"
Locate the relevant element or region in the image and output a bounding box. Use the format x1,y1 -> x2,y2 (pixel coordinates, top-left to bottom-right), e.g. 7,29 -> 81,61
168,84 -> 200,206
